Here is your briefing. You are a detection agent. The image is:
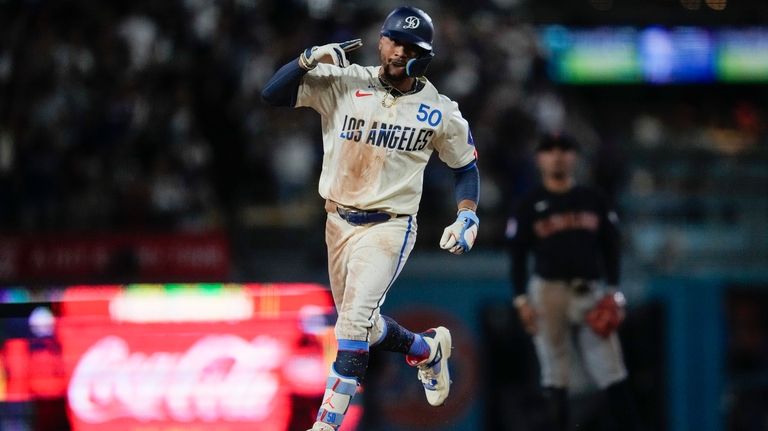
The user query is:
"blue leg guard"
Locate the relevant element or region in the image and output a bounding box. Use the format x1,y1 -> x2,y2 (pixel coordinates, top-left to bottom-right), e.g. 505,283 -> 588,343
315,339 -> 368,429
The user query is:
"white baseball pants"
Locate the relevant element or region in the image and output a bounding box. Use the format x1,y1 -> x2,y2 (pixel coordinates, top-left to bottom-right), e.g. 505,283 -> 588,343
325,211 -> 417,342
529,276 -> 628,389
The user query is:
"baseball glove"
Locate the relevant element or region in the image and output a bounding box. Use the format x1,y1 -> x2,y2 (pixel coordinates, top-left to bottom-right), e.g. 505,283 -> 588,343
585,292 -> 626,338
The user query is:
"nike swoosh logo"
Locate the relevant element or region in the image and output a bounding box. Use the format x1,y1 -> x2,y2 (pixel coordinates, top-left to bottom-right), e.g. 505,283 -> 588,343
429,345 -> 442,368
355,90 -> 373,97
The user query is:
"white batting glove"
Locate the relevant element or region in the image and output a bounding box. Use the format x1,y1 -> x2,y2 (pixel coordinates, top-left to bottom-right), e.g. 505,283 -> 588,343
439,209 -> 479,255
299,38 -> 363,70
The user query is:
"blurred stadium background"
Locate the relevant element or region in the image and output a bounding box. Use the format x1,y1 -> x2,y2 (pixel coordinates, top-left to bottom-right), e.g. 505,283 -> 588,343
0,0 -> 767,430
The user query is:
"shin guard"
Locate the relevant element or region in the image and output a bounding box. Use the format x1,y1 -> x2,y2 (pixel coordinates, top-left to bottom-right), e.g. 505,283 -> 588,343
315,367 -> 358,429
315,340 -> 367,429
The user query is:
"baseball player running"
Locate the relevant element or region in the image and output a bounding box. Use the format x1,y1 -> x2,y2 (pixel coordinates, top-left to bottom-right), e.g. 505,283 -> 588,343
507,134 -> 639,430
262,6 -> 480,431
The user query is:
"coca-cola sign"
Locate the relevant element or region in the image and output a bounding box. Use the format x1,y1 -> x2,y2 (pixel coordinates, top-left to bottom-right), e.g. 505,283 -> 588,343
69,335 -> 286,424
48,282 -> 354,431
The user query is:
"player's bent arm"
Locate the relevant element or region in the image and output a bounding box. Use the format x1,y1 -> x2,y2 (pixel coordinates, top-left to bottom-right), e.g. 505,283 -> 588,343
261,39 -> 362,107
452,161 -> 479,210
509,241 -> 531,316
510,234 -> 537,335
439,161 -> 480,255
261,58 -> 307,107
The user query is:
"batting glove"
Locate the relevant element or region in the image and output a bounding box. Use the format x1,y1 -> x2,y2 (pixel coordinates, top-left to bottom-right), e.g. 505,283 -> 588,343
299,38 -> 363,70
439,209 -> 479,255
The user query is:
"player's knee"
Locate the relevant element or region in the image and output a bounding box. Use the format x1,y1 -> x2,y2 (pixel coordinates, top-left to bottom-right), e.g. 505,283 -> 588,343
334,315 -> 369,341
368,315 -> 386,345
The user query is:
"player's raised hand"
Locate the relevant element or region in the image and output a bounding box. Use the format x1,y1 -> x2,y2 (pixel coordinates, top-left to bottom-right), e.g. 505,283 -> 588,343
299,38 -> 363,70
439,209 -> 479,255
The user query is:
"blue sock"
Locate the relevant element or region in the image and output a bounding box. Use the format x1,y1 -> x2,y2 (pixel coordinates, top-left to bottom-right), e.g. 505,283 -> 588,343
408,334 -> 430,358
335,339 -> 369,380
371,315 -> 419,354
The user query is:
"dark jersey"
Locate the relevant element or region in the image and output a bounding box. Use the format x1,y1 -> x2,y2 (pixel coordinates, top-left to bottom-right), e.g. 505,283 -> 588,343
507,184 -> 620,295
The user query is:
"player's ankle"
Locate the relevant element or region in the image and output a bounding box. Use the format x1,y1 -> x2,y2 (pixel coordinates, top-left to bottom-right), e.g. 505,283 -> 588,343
405,352 -> 430,366
407,331 -> 436,365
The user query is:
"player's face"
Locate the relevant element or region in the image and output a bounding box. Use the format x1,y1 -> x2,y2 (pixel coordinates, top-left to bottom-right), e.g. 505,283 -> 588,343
537,147 -> 578,180
378,36 -> 420,82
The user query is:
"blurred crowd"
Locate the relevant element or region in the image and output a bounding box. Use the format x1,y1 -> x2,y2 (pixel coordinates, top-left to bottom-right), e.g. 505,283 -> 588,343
0,0 -> 566,237
1,0 -> 765,255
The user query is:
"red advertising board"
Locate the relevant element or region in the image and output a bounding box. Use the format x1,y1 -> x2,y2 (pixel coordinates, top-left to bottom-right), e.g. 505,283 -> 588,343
0,283 -> 360,431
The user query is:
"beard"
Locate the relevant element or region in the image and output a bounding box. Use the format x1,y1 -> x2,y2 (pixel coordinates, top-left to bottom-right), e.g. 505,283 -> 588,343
380,57 -> 409,82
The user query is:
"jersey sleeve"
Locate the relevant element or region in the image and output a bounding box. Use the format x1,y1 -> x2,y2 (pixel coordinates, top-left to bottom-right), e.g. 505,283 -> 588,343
295,64 -> 346,116
432,100 -> 477,169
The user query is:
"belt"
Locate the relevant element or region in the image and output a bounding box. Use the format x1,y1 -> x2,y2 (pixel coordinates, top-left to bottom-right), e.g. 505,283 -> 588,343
571,281 -> 592,295
325,200 -> 406,226
537,276 -> 595,295
562,278 -> 597,295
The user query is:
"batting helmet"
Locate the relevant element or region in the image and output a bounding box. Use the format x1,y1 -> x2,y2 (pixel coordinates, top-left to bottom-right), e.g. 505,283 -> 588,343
380,6 -> 435,77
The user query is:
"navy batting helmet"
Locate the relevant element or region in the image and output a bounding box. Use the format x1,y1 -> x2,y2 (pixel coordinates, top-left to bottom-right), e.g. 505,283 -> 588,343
380,6 -> 435,76
381,6 -> 433,52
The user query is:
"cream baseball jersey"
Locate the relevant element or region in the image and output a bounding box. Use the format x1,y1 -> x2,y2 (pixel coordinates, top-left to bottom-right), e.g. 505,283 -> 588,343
295,63 -> 477,215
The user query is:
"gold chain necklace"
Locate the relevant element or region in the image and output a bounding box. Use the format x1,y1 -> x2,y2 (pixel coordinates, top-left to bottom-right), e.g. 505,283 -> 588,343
377,76 -> 425,108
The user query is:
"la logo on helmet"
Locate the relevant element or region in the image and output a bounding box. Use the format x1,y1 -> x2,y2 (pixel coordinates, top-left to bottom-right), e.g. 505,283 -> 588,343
403,16 -> 420,29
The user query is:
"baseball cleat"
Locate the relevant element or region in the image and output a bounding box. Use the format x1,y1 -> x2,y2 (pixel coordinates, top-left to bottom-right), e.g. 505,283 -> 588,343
306,421 -> 335,431
406,326 -> 452,406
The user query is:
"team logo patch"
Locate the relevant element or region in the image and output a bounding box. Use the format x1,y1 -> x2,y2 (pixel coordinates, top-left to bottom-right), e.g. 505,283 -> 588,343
535,200 -> 549,212
403,16 -> 420,29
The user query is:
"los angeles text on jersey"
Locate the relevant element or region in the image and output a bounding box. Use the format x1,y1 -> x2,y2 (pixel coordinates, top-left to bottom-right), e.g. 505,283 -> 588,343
339,115 -> 435,152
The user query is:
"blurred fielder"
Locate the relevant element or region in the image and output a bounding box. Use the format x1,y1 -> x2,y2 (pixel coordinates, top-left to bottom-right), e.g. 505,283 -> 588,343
262,6 -> 480,431
507,134 -> 639,431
